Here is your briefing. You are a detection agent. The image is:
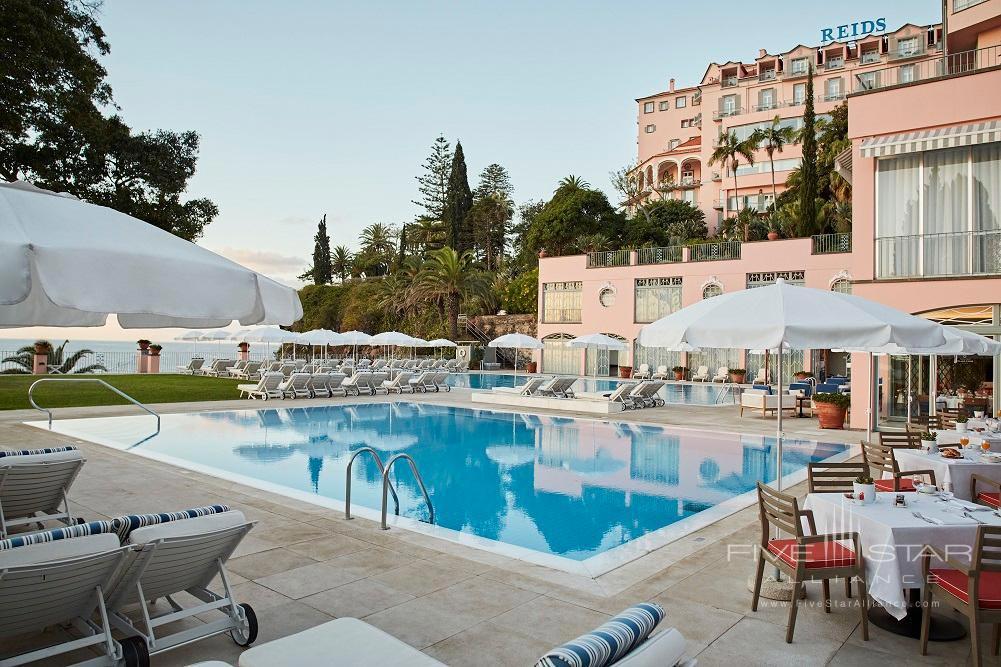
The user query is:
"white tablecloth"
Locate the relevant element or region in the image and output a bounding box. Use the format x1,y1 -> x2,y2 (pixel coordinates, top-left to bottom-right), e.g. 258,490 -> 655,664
804,492 -> 998,619
893,448 -> 1001,500
932,428 -> 1001,451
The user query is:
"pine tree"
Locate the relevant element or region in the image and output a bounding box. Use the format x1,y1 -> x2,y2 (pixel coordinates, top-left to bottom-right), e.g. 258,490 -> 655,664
413,135 -> 452,221
474,163 -> 513,201
443,141 -> 474,251
798,65 -> 819,236
311,214 -> 332,284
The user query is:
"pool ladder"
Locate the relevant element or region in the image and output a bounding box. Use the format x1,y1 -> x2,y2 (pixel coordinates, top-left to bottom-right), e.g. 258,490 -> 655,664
715,381 -> 738,405
343,448 -> 435,530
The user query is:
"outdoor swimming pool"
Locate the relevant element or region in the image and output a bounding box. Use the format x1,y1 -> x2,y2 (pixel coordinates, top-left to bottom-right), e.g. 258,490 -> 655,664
39,403 -> 851,574
447,373 -> 733,406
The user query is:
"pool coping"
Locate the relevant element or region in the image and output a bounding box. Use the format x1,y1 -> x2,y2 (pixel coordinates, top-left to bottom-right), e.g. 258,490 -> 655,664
25,399 -> 859,579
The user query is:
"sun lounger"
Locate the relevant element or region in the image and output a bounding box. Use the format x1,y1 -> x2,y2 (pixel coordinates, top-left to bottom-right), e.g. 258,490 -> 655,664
278,362 -> 296,378
307,372 -> 330,398
711,366 -> 728,382
0,522 -> 145,667
231,360 -> 263,380
368,371 -> 390,395
326,372 -> 347,397
444,359 -> 458,371
0,446 -> 86,538
402,360 -> 417,369
227,360 -> 249,375
628,380 -> 667,408
232,603 -> 691,667
632,363 -> 652,379
293,359 -> 307,370
263,361 -> 282,373
238,371 -> 284,400
752,368 -> 768,384
381,371 -> 414,394
455,360 -> 469,372
279,372 -> 311,399
408,371 -> 436,393
691,365 -> 710,382
340,373 -> 363,396
201,359 -> 236,377
493,376 -> 550,396
105,506 -> 258,658
651,365 -> 670,380
577,382 -> 639,408
176,357 -> 205,374
538,376 -> 576,398
432,371 -> 451,392
389,359 -> 403,369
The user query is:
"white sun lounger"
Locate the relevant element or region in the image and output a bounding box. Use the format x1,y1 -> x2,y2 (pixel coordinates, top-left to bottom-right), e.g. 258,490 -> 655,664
327,373 -> 347,397
711,366 -> 729,383
238,372 -> 284,400
538,377 -> 576,398
493,376 -> 549,396
407,371 -> 434,393
368,371 -> 389,395
278,362 -> 296,378
0,526 -> 143,667
231,360 -> 263,380
577,382 -> 639,408
202,359 -> 237,377
279,372 -> 311,399
175,357 -> 205,375
430,371 -> 450,392
0,447 -> 86,538
691,365 -> 710,382
651,365 -> 670,380
382,371 -> 414,394
340,373 -> 363,396
308,372 -> 330,398
628,380 -> 667,408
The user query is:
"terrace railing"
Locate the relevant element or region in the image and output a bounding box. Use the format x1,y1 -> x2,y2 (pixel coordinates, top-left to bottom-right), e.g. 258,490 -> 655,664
876,230 -> 1001,279
636,246 -> 684,265
586,249 -> 632,268
811,233 -> 852,255
852,44 -> 1001,94
690,240 -> 741,262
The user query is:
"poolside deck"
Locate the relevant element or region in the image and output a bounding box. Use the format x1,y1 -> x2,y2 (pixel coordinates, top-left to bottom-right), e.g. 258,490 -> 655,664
0,390 -> 974,666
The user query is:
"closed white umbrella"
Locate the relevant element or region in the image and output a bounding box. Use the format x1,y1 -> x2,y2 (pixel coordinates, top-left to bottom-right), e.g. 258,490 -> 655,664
489,333 -> 543,376
567,334 -> 628,378
0,180 -> 302,327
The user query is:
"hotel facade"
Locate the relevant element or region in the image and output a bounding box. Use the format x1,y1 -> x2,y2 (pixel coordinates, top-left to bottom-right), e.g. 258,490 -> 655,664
536,0 -> 1001,429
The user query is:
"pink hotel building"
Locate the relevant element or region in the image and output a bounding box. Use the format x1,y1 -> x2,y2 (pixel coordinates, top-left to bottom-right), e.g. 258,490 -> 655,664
536,0 -> 1001,428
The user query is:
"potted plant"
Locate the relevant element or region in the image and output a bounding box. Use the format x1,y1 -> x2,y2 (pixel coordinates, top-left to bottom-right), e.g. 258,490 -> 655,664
814,392 -> 850,429
955,414 -> 968,433
728,368 -> 747,383
920,430 -> 937,452
619,365 -> 633,379
853,474 -> 876,505
793,370 -> 812,381
767,222 -> 780,241
148,344 -> 162,356
672,365 -> 687,381
33,340 -> 51,355
525,361 -> 538,374
238,341 -> 250,353
137,339 -> 151,351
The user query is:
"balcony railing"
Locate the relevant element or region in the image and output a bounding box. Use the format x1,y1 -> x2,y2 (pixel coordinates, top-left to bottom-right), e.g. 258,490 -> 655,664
712,199 -> 725,209
876,230 -> 1001,279
758,69 -> 777,82
811,233 -> 852,255
955,0 -> 990,11
860,51 -> 882,64
636,246 -> 683,265
853,44 -> 1001,94
713,108 -> 744,120
888,44 -> 926,61
586,249 -> 631,268
690,241 -> 741,262
542,308 -> 582,324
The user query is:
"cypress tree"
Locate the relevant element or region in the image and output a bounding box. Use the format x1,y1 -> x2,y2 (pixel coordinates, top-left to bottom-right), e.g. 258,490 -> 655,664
311,214 -> 332,284
799,65 -> 819,236
443,142 -> 473,251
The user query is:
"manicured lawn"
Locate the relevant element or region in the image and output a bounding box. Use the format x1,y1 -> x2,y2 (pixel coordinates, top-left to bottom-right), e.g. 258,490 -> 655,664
0,374 -> 244,411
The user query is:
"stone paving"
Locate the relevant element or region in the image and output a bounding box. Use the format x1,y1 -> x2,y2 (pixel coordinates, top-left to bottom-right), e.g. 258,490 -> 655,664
0,389 -> 980,665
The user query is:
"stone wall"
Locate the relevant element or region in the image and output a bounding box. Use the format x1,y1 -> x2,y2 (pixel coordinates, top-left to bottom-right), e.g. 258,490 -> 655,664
468,314 -> 537,338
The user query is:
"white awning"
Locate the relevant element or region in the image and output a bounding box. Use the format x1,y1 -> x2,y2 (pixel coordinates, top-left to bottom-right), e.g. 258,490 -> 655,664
860,120 -> 1001,158
833,147 -> 852,185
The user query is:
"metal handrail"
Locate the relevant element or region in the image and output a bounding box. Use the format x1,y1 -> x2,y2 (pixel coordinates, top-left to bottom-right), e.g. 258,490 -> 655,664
28,378 -> 160,431
344,447 -> 399,520
381,453 -> 434,530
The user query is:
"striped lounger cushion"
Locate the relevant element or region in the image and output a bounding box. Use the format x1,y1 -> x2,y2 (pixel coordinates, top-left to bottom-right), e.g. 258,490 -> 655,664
535,603 -> 665,667
0,446 -> 78,458
0,520 -> 114,550
111,504 -> 231,540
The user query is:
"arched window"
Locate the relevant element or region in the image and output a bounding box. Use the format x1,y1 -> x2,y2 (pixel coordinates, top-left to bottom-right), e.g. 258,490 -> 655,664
702,283 -> 723,299
831,278 -> 852,294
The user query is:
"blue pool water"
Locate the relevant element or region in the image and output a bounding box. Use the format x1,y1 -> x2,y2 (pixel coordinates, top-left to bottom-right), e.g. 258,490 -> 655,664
44,403 -> 849,565
447,373 -> 732,406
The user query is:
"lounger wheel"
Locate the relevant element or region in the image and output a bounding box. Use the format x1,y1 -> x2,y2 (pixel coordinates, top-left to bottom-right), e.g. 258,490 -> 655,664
120,636 -> 150,667
230,602 -> 259,646
74,517 -> 87,525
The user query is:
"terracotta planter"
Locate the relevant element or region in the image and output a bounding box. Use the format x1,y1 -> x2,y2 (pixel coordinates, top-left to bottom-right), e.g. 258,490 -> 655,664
619,366 -> 633,379
149,349 -> 161,357
815,403 -> 847,429
767,231 -> 779,240
137,341 -> 150,351
729,372 -> 746,384
674,371 -> 685,381
525,361 -> 538,374
238,342 -> 250,352
794,372 -> 811,380
33,343 -> 49,355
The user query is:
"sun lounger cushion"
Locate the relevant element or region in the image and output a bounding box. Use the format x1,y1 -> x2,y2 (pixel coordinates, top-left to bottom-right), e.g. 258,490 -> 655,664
535,602 -> 665,667
111,504 -> 230,540
0,532 -> 120,566
613,628 -> 688,667
0,520 -> 115,551
127,510 -> 246,544
0,445 -> 78,459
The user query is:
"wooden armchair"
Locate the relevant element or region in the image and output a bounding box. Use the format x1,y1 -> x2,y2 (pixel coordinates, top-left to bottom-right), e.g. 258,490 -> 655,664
879,429 -> 921,449
921,526 -> 1001,666
806,461 -> 869,494
973,474 -> 1001,510
861,440 -> 937,492
752,482 -> 869,643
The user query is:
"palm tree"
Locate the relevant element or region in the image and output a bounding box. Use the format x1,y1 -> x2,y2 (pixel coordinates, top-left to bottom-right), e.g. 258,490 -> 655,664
413,247 -> 491,340
751,116 -> 796,208
558,175 -> 590,190
331,245 -> 352,282
2,340 -> 107,375
709,130 -> 757,240
412,217 -> 447,253
358,223 -> 396,256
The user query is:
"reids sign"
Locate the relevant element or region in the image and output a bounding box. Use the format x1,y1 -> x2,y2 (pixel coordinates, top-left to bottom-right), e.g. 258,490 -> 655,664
821,18 -> 887,43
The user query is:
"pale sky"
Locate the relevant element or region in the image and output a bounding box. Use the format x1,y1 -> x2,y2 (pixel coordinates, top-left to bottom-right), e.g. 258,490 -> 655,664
7,0 -> 938,342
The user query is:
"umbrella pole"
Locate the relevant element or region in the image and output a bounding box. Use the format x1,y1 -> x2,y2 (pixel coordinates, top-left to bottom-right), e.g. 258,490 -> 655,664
774,345 -> 784,582
907,356 -> 912,424
866,352 -> 876,444
930,354 -> 938,417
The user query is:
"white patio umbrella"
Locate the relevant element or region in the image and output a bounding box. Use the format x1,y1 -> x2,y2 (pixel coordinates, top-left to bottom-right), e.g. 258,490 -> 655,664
338,330 -> 372,363
300,329 -> 340,362
0,180 -> 302,327
244,326 -> 301,360
426,338 -> 457,360
567,334 -> 629,377
199,329 -> 231,358
488,333 -> 544,376
174,329 -> 205,358
409,337 -> 430,361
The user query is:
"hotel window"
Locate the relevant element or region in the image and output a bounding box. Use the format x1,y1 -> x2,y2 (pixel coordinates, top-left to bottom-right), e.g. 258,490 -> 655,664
758,88 -> 775,110
825,77 -> 843,100
682,189 -> 697,204
645,124 -> 656,134
746,271 -> 805,288
826,55 -> 844,69
542,282 -> 582,323
702,283 -> 723,299
831,278 -> 852,294
860,49 -> 881,64
643,101 -> 655,113
792,83 -> 806,105
899,64 -> 916,84
721,95 -> 737,115
635,277 -> 682,323
659,100 -> 669,111
675,96 -> 687,108
669,138 -> 680,149
790,57 -> 809,75
681,119 -> 691,128
857,70 -> 878,91
542,334 -> 581,375
897,37 -> 919,57
875,142 -> 1001,279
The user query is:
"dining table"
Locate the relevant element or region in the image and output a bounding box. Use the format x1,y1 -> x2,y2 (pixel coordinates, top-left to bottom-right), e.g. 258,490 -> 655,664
893,446 -> 1001,500
803,490 -> 999,640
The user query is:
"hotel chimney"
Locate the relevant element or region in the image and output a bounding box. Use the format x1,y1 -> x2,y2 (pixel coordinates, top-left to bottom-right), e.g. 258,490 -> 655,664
669,78 -> 675,92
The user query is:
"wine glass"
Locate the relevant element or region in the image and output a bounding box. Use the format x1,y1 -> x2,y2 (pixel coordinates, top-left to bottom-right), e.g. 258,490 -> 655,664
960,436 -> 970,448
983,439 -> 992,454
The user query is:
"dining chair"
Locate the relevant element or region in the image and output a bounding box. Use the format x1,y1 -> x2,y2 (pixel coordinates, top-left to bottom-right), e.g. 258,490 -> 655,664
751,482 -> 868,643
921,525 -> 1001,666
914,414 -> 943,430
940,408 -> 967,429
972,473 -> 1001,510
879,429 -> 921,449
861,440 -> 937,492
806,462 -> 869,493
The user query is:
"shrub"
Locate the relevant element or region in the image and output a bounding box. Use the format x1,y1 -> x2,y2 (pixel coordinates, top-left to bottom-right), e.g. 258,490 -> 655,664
813,392 -> 850,408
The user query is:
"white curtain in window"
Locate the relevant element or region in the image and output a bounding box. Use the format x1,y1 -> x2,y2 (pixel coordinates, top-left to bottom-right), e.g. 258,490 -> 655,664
687,348 -> 741,377
633,342 -> 681,375
877,155 -> 920,277
924,147 -> 969,276
974,143 -> 1001,273
542,339 -> 581,375
635,286 -> 682,324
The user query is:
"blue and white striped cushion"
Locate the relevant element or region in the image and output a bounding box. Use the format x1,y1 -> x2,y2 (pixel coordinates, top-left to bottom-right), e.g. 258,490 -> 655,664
111,504 -> 230,540
535,603 -> 665,667
0,445 -> 78,458
0,520 -> 114,550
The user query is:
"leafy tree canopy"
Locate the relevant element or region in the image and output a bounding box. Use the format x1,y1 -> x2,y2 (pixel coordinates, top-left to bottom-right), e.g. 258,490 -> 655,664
625,200 -> 707,247
522,178 -> 624,257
